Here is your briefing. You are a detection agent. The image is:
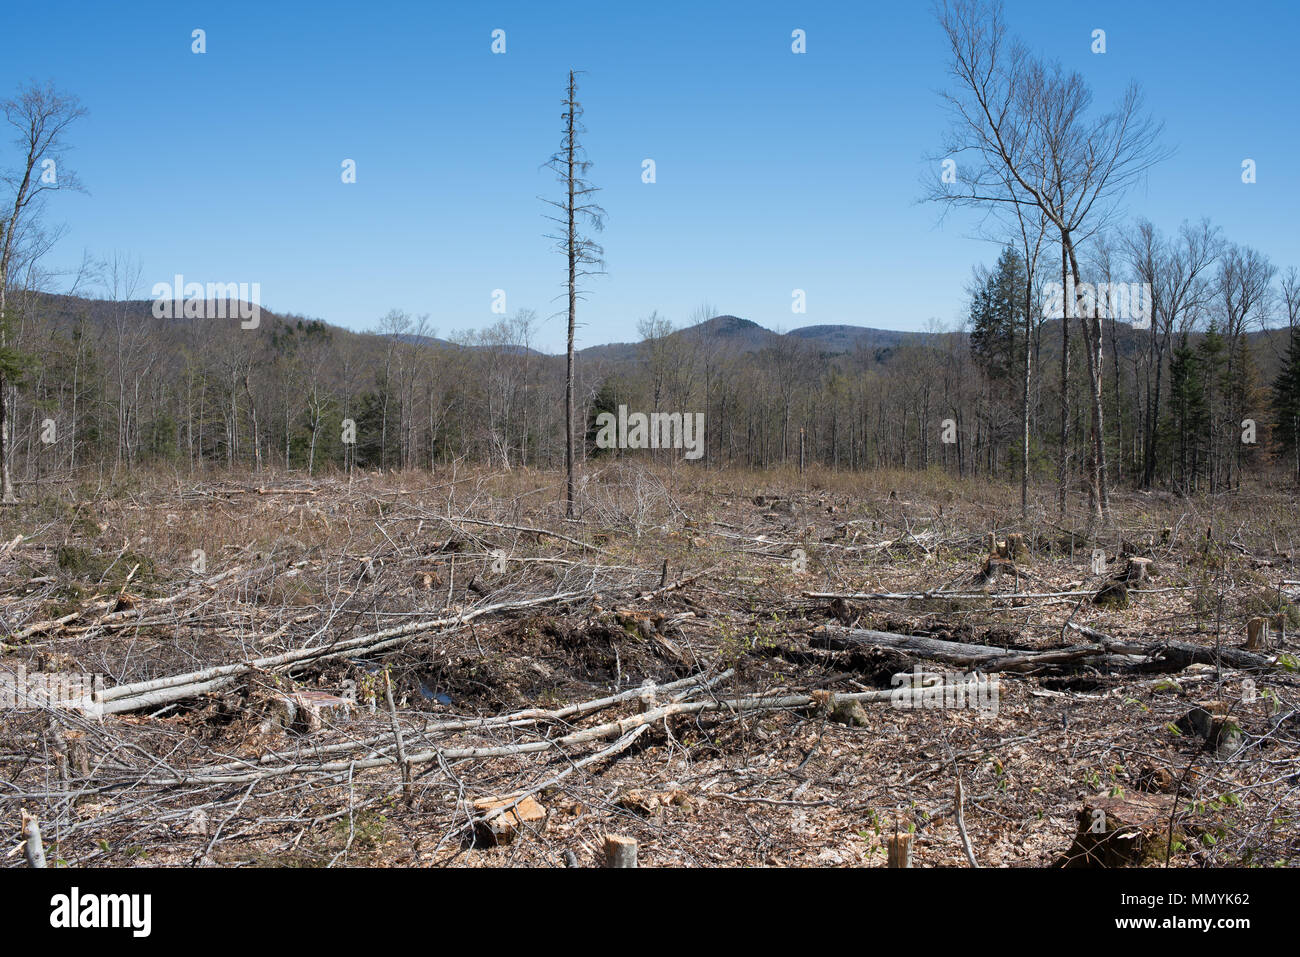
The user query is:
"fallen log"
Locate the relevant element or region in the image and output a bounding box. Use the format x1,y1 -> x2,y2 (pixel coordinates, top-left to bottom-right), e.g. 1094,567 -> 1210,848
1064,621 -> 1277,671
815,625 -> 1129,673
818,622 -> 1276,676
806,588 -> 1096,601
804,586 -> 1192,603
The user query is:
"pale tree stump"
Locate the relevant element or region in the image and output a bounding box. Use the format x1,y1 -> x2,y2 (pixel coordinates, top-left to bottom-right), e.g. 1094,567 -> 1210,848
260,690 -> 355,734
886,832 -> 913,868
21,810 -> 46,868
604,834 -> 638,868
637,679 -> 657,713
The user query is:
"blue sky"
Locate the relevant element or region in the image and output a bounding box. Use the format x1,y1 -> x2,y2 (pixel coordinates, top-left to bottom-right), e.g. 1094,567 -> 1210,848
7,0 -> 1298,352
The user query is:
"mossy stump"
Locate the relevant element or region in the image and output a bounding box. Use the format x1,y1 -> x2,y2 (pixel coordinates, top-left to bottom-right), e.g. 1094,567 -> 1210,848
1058,791 -> 1181,867
1094,580 -> 1129,609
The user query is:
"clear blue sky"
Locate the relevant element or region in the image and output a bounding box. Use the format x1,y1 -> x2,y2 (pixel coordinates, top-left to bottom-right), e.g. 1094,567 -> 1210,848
7,0 -> 1298,352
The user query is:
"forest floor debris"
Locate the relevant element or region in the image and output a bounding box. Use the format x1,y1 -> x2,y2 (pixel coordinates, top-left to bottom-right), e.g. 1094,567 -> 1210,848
2,465 -> 1298,867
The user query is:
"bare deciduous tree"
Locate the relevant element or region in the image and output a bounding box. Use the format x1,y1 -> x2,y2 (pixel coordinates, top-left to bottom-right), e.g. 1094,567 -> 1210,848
0,82 -> 85,501
1125,218 -> 1221,488
933,0 -> 1168,522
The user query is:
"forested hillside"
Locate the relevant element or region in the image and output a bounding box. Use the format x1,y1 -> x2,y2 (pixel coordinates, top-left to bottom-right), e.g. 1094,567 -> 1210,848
10,278 -> 1298,498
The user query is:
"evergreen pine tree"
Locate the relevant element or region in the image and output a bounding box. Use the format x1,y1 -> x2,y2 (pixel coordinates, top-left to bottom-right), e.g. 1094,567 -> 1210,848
1166,333 -> 1205,488
969,246 -> 1025,382
1272,332 -> 1300,481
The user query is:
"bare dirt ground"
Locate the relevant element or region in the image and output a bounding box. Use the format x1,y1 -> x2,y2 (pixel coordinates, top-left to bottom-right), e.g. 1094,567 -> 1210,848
2,464 -> 1298,868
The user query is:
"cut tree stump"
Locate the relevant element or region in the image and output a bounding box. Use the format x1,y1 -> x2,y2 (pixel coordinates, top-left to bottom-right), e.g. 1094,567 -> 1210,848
886,832 -> 913,868
1136,765 -> 1176,793
1125,557 -> 1153,583
829,596 -> 859,624
1176,701 -> 1244,758
1057,791 -> 1180,867
1006,533 -> 1028,561
1245,617 -> 1270,652
1177,701 -> 1227,738
259,690 -> 355,734
21,810 -> 46,868
985,534 -> 1020,561
975,555 -> 1018,590
292,690 -> 355,732
472,795 -> 547,846
604,834 -> 638,868
829,699 -> 869,727
637,679 -> 657,713
1094,580 -> 1129,609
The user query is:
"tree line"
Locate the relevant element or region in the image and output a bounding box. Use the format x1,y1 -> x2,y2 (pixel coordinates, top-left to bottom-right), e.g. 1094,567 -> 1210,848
8,256 -> 1297,502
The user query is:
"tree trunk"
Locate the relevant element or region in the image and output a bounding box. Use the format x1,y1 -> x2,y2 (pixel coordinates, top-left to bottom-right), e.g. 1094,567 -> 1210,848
0,281 -> 15,503
564,73 -> 578,520
1022,273 -> 1032,515
1057,244 -> 1070,513
1065,240 -> 1108,522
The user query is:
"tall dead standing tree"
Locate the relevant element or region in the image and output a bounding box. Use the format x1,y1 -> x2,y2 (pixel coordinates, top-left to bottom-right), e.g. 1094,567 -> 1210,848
543,71 -> 605,519
1,82 -> 85,502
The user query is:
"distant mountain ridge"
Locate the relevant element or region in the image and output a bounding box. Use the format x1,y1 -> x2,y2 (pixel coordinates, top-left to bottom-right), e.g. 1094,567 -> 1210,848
25,294 -> 933,360
25,293 -> 1289,379
576,315 -> 925,362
